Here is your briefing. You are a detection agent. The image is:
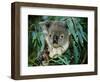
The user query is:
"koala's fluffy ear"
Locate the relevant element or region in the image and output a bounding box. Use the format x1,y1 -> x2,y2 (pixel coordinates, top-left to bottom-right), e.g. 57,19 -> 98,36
39,21 -> 51,35
45,21 -> 52,28
39,21 -> 51,28
61,21 -> 66,25
39,21 -> 52,34
61,21 -> 71,36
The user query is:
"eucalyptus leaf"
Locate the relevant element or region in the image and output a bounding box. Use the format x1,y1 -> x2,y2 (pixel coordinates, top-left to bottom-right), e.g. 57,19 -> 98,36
66,18 -> 78,43
77,31 -> 83,47
58,56 -> 68,65
28,16 -> 88,66
73,41 -> 79,64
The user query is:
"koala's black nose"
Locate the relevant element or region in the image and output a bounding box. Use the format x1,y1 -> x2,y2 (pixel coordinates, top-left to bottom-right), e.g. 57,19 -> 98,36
53,35 -> 58,44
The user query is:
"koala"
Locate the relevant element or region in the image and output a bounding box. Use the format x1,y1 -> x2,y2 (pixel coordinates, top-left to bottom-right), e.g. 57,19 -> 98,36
39,21 -> 70,65
40,21 -> 70,57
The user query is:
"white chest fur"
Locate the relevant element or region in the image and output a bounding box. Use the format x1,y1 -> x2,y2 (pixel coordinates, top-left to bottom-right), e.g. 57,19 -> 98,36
45,36 -> 70,58
49,47 -> 64,58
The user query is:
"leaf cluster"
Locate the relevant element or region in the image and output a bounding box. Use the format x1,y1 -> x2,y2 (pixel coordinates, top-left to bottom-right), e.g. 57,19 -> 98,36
28,15 -> 88,66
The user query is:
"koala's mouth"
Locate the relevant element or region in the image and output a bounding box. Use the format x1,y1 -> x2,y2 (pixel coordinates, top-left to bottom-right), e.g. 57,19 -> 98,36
53,43 -> 59,48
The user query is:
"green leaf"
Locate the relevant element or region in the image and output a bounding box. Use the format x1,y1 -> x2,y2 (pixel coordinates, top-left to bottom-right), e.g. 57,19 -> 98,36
76,22 -> 87,42
77,31 -> 83,47
58,56 -> 68,65
66,18 -> 78,43
73,41 -> 79,64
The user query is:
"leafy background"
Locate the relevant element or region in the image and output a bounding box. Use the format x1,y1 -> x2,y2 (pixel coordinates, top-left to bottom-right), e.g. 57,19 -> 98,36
28,15 -> 88,66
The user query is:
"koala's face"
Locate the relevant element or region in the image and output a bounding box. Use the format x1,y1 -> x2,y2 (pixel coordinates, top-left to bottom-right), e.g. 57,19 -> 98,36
48,31 -> 66,48
40,21 -> 69,48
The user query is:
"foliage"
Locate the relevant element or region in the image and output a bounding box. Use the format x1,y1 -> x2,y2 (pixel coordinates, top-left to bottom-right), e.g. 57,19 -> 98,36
28,15 -> 88,66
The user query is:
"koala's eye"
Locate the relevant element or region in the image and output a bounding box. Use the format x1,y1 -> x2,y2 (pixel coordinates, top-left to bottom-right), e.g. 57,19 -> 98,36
60,34 -> 64,38
49,34 -> 52,37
